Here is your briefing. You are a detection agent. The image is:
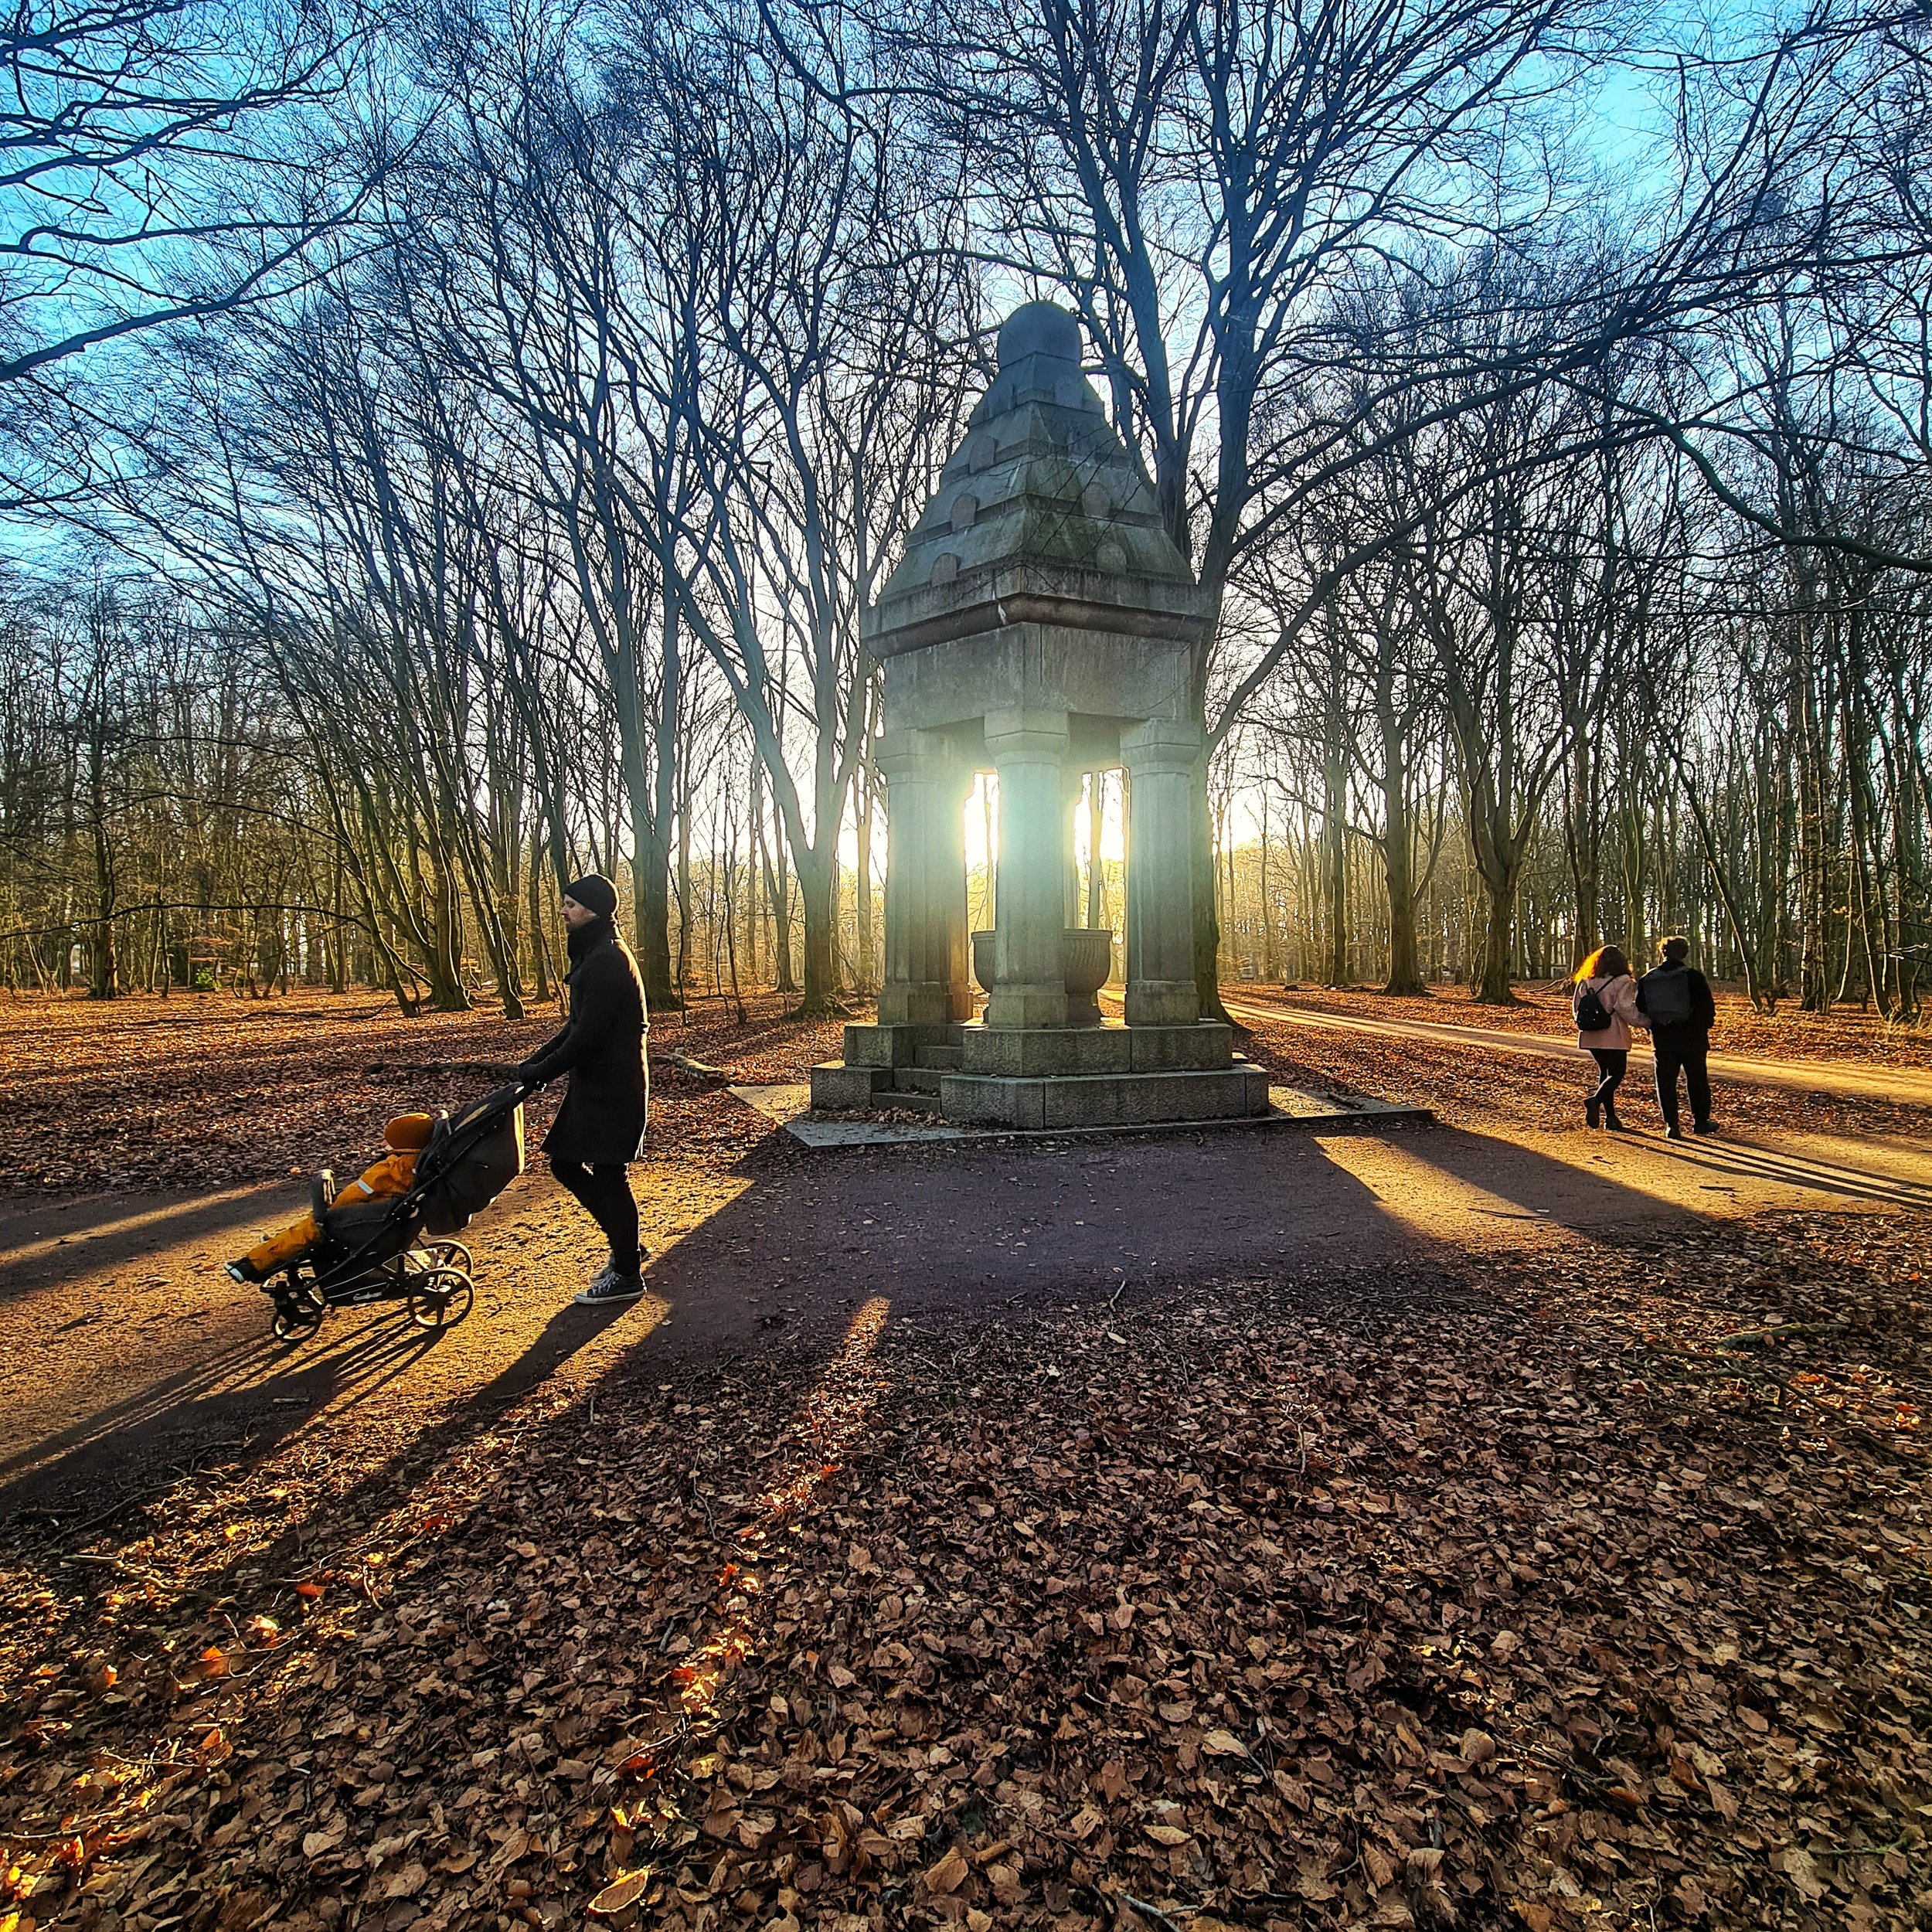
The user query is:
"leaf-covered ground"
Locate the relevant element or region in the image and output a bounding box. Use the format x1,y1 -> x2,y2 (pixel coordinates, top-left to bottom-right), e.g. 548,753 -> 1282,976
1263,985 -> 1932,1073
1,1206 -> 1927,1932
2,991 -> 1928,1932
0,992 -> 843,1195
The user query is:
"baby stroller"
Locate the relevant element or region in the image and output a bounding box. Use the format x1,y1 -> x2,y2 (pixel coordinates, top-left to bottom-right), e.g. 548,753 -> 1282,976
262,1083 -> 528,1342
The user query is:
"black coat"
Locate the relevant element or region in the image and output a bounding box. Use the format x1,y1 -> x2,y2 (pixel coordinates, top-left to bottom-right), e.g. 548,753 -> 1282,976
519,921 -> 649,1164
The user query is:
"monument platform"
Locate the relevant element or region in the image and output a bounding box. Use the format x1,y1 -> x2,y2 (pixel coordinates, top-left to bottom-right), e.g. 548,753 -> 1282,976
808,1018 -> 1275,1129
742,1080 -> 1431,1148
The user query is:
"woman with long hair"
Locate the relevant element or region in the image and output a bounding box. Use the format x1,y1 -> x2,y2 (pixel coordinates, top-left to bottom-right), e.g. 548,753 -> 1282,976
1571,944 -> 1647,1131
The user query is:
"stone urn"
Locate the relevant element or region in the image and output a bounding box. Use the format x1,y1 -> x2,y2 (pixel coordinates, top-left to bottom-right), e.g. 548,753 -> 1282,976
1060,927 -> 1113,1026
970,929 -> 995,998
971,927 -> 1114,1026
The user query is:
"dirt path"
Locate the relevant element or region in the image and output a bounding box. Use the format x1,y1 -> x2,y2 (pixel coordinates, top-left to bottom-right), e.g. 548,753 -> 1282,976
1223,989 -> 1932,1104
5,1095 -> 1928,1523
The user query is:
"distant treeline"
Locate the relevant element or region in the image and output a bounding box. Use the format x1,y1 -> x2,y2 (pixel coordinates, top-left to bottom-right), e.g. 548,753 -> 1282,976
2,0 -> 1927,1017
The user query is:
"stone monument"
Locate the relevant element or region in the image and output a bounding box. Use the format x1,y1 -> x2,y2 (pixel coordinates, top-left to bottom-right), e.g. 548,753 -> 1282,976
809,301 -> 1270,1131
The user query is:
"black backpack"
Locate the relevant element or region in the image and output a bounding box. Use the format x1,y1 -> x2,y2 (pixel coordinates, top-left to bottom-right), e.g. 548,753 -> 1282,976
1574,979 -> 1614,1032
1640,964 -> 1692,1027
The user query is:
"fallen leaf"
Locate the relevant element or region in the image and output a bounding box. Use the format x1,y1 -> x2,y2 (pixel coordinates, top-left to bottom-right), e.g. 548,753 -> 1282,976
588,1870 -> 652,1914
922,1845 -> 968,1895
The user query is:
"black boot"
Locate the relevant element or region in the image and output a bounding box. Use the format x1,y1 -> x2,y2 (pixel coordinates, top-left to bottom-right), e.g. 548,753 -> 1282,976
1604,1100 -> 1627,1132
1585,1095 -> 1600,1128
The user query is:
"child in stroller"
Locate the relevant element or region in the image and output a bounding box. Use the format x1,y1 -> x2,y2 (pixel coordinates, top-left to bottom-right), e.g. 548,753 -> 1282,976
229,1085 -> 528,1341
228,1112 -> 434,1284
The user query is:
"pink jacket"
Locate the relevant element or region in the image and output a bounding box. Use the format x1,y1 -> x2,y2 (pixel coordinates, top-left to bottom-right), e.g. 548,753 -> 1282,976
1575,973 -> 1645,1051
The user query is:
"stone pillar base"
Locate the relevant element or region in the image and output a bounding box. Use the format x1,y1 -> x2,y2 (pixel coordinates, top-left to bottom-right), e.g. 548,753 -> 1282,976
985,981 -> 1070,1029
1124,978 -> 1199,1026
878,981 -> 961,1026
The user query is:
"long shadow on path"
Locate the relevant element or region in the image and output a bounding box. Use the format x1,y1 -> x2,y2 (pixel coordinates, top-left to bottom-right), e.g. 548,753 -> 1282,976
5,1109 -> 1893,1580
4,1109 -> 1879,1691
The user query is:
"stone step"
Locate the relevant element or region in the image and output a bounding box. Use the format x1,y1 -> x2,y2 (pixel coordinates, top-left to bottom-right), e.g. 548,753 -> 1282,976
885,1090 -> 943,1114
940,1064 -> 1272,1131
842,1020 -> 964,1069
915,1046 -> 963,1070
894,1068 -> 944,1094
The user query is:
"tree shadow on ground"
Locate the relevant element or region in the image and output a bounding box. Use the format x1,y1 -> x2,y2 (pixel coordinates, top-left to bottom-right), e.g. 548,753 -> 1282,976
1640,1131 -> 1932,1212
0,1185 -> 286,1308
1,1111 -> 1872,1631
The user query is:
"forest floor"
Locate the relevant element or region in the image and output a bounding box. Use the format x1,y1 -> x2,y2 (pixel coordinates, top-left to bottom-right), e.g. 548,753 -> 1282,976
0,988 -> 1927,1932
1267,984 -> 1932,1074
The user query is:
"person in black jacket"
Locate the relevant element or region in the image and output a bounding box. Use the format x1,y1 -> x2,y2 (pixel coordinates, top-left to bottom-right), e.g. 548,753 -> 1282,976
516,874 -> 651,1304
1636,935 -> 1717,1141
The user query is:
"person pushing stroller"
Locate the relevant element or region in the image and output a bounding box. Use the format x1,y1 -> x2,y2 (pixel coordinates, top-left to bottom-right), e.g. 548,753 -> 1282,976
515,873 -> 651,1307
227,1112 -> 434,1283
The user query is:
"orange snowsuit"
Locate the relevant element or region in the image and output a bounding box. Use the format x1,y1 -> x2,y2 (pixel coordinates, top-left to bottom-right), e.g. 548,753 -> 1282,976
236,1114 -> 434,1278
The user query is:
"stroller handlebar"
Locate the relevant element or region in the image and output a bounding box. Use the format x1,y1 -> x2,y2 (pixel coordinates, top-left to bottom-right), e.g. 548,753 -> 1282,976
473,1079 -> 533,1114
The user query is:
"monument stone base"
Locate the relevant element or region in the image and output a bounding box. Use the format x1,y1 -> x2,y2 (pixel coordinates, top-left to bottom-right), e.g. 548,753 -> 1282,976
808,1016 -> 1275,1130
808,1020 -> 965,1114
939,1063 -> 1270,1131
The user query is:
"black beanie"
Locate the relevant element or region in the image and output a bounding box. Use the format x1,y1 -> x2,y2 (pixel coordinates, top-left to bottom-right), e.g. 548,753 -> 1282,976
563,873 -> 618,920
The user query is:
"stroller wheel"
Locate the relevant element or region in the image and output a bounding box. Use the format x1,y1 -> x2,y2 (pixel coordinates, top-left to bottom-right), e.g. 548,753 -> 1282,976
415,1238 -> 472,1274
406,1267 -> 474,1331
271,1287 -> 326,1343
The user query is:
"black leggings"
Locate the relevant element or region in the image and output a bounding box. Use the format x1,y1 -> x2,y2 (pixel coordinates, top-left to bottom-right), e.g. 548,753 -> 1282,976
549,1155 -> 640,1274
1587,1047 -> 1628,1105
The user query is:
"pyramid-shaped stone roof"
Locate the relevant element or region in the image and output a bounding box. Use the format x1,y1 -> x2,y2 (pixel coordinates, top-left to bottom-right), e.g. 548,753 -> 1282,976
864,303 -> 1208,658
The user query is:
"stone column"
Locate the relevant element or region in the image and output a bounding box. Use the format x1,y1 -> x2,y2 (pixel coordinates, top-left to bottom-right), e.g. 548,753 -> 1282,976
877,729 -> 969,1025
985,708 -> 1071,1029
1122,718 -> 1200,1026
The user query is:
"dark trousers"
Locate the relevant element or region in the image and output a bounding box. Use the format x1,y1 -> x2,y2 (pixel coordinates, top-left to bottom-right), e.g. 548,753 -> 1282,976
1653,1037 -> 1712,1129
549,1155 -> 640,1274
1588,1047 -> 1628,1106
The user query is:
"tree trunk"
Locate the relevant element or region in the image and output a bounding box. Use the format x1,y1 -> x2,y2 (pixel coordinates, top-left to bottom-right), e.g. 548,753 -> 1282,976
767,794 -> 796,993
642,580 -> 682,1010
1473,870 -> 1516,1003
794,845 -> 838,1015
1322,740 -> 1349,988
636,815 -> 677,1011
1381,787 -> 1425,998
528,830 -> 551,1004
